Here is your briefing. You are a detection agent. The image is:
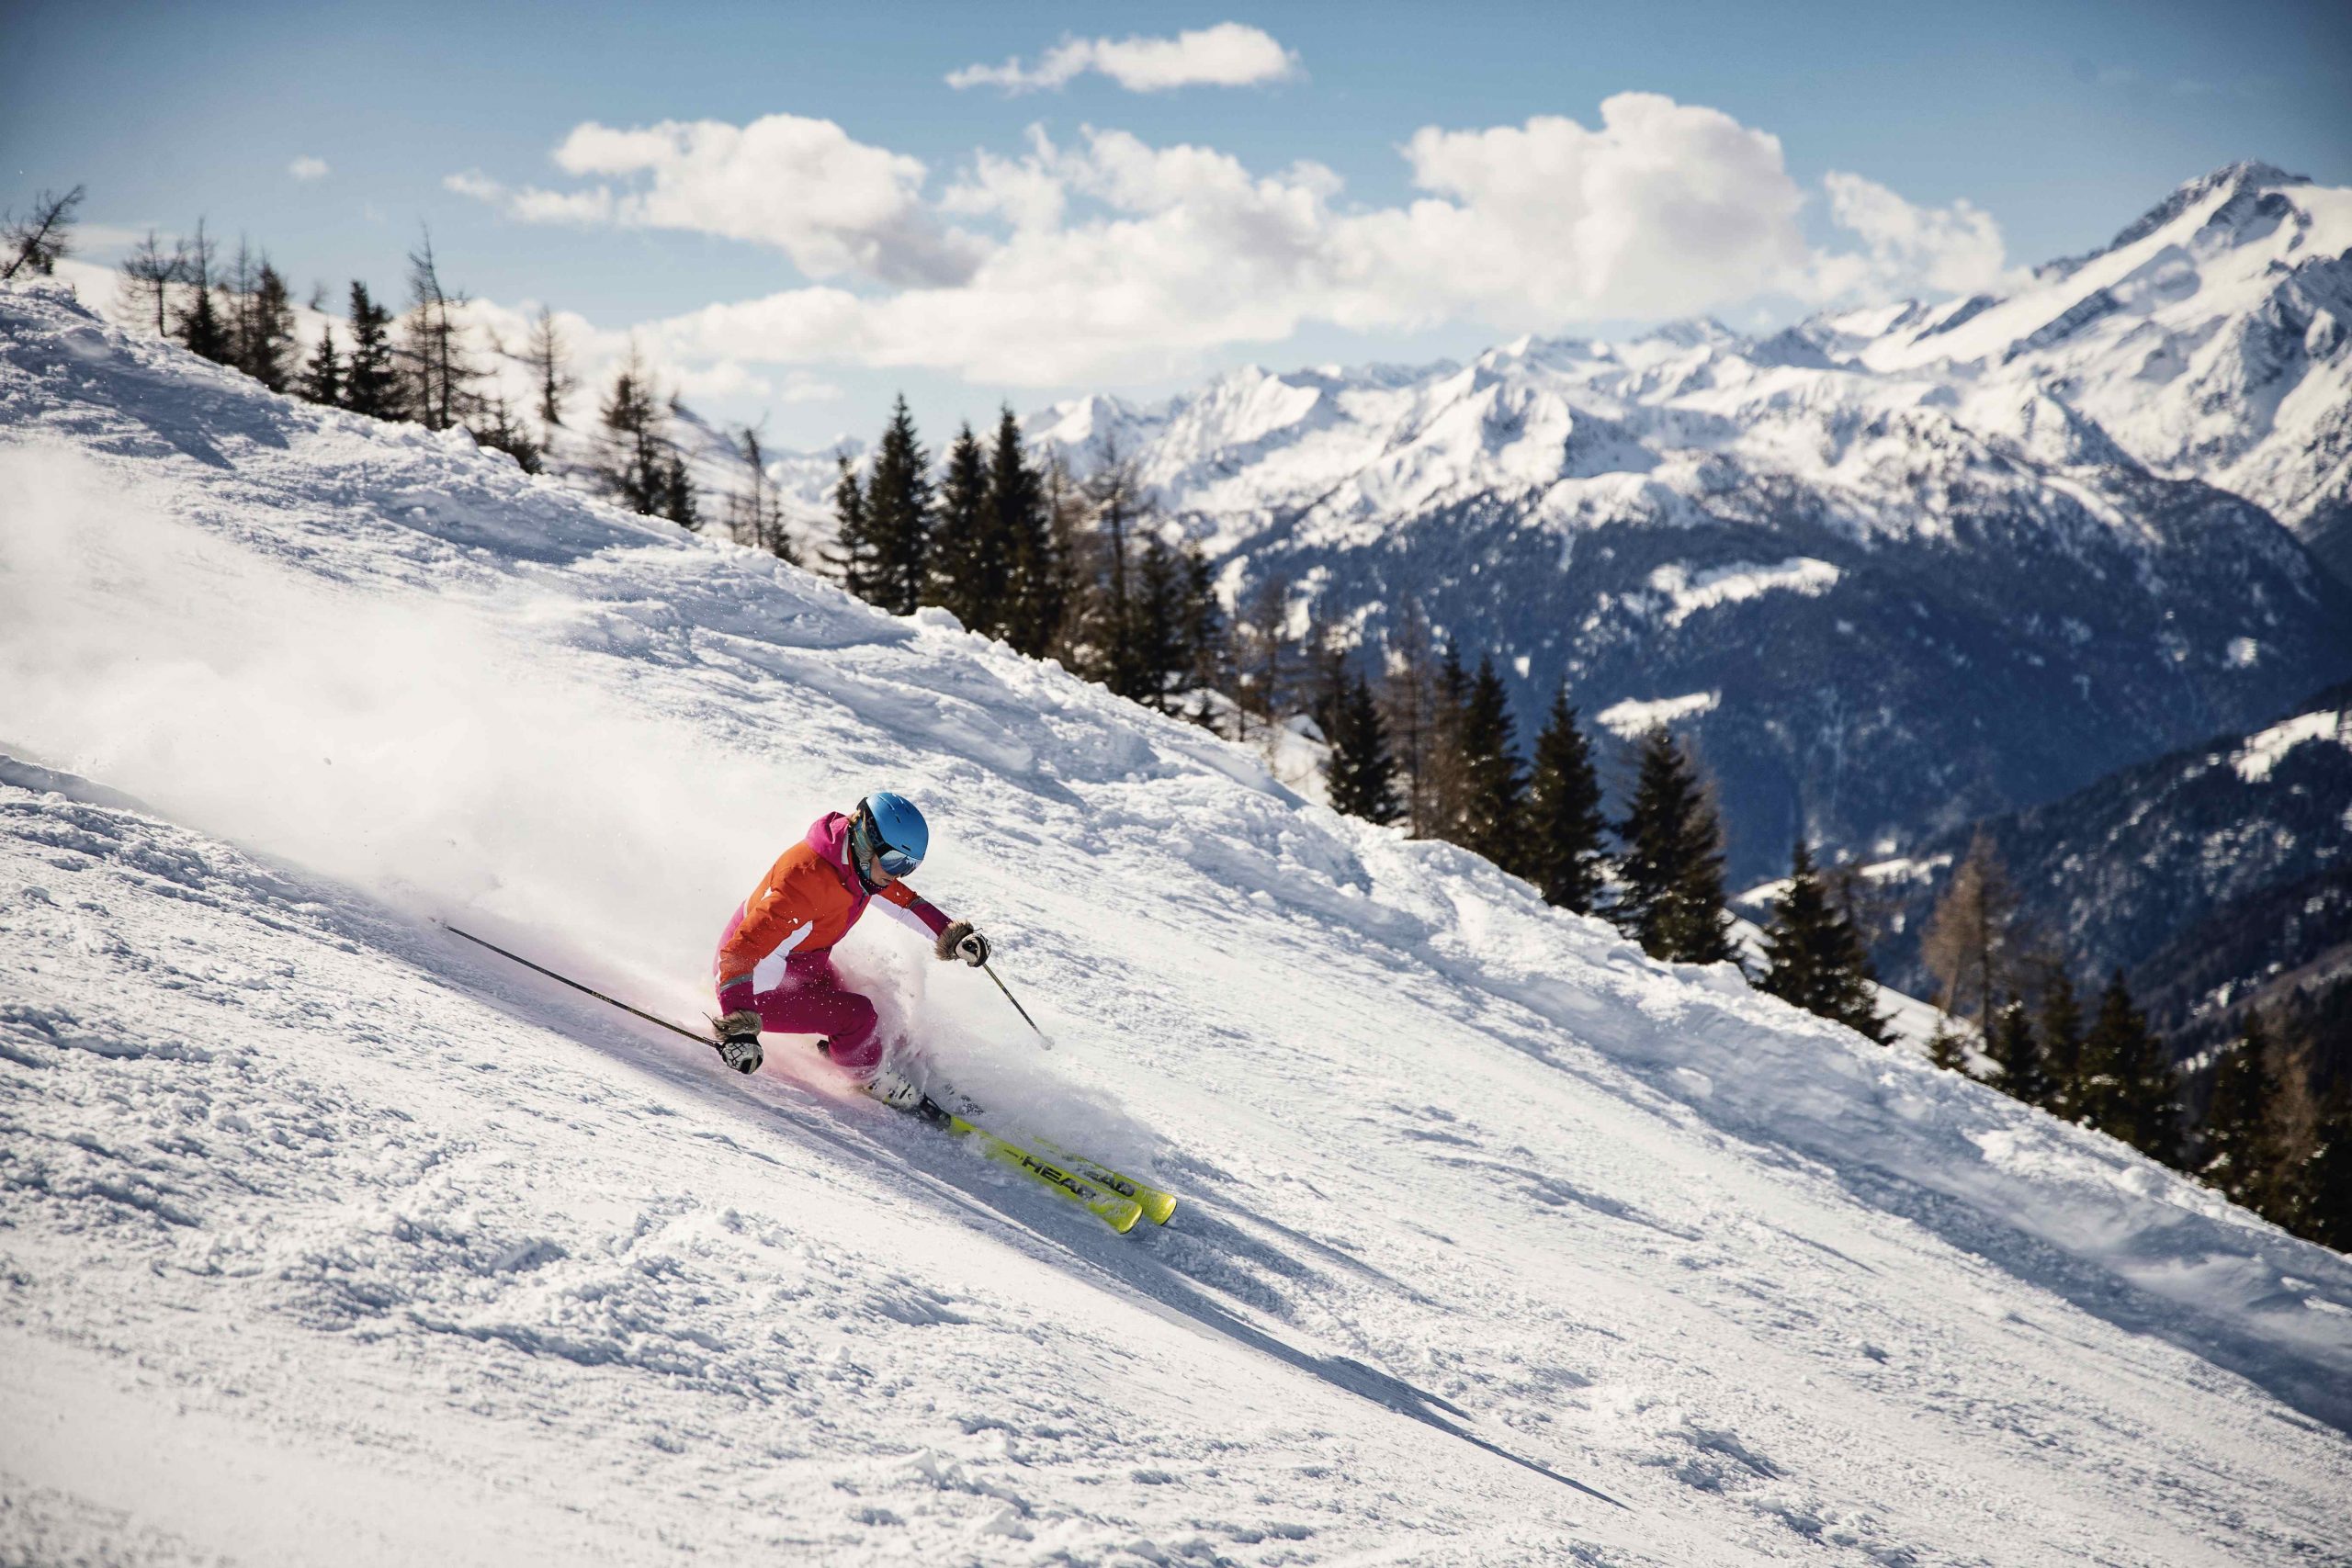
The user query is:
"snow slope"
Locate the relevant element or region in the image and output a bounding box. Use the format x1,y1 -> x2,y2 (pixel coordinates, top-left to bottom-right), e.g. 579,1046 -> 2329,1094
5,282 -> 2351,1566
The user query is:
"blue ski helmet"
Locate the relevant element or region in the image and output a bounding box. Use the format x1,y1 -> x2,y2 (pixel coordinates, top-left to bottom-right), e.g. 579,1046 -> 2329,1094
851,792 -> 929,880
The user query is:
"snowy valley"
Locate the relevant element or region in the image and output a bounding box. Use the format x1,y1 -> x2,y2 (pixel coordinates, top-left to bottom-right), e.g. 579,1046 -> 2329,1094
5,274 -> 2352,1568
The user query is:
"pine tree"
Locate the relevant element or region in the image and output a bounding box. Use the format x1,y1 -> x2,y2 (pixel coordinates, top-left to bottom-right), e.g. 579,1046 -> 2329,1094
173,221 -> 232,365
1427,640 -> 1472,838
400,231 -> 480,431
1126,533 -> 1189,709
929,423 -> 993,629
1758,840 -> 1890,1041
2199,1011 -> 2286,1215
1455,654 -> 1527,870
1379,601 -> 1439,836
1613,729 -> 1736,964
1233,572 -> 1295,741
824,458 -> 876,598
1921,832 -> 2021,1026
1300,607 -> 1351,746
1325,668 -> 1401,824
1073,445 -> 1159,700
2289,1082 -> 2352,1251
727,426 -> 795,561
299,325 -> 342,406
1988,997 -> 2047,1105
243,261 -> 299,391
520,304 -> 577,436
1177,540 -> 1226,723
471,393 -> 544,474
856,396 -> 933,615
2037,964 -> 2086,1119
593,349 -> 671,516
1525,685 -> 1608,913
0,184 -> 84,279
1926,1016 -> 1973,1073
660,449 -> 698,529
992,411 -> 1058,656
118,229 -> 188,336
341,281 -> 401,419
2077,971 -> 2181,1165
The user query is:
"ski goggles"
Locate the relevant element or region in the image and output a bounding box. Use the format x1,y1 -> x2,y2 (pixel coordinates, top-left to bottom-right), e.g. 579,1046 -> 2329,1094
854,807 -> 922,879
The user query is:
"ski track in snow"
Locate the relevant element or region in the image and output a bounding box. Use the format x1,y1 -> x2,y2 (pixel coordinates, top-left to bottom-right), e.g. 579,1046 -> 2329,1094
4,284 -> 2352,1565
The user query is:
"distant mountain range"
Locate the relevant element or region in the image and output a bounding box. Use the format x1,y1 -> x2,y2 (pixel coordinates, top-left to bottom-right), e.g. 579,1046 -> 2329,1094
1854,679 -> 2352,1044
964,161 -> 2352,882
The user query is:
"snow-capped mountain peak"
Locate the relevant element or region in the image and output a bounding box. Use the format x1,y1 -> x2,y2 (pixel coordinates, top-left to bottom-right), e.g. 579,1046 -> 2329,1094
994,164 -> 2352,880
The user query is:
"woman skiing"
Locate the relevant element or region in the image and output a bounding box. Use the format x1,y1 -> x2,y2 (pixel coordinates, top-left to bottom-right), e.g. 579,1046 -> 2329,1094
711,792 -> 989,1108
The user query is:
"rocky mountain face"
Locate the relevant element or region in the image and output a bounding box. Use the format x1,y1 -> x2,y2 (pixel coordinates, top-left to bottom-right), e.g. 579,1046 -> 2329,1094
1001,163 -> 2352,883
1859,681 -> 2352,1043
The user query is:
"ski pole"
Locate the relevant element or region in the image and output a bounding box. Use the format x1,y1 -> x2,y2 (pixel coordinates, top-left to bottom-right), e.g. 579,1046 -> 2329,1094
982,962 -> 1053,1049
443,922 -> 712,1043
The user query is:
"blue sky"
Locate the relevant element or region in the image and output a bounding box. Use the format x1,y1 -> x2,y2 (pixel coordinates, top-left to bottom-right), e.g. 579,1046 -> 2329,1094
8,0 -> 2348,449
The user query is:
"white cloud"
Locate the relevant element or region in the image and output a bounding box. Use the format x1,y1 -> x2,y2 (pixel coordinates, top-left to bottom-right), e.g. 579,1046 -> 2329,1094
948,22 -> 1299,94
457,95 -> 2007,389
447,114 -> 977,287
1814,171 -> 2012,299
288,156 -> 330,182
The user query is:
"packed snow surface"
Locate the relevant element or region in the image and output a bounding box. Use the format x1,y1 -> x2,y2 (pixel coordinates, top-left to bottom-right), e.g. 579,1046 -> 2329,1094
5,285 -> 2351,1566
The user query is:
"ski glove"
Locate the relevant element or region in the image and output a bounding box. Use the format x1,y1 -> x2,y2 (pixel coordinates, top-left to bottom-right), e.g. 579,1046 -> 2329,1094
714,1010 -> 763,1075
936,920 -> 990,968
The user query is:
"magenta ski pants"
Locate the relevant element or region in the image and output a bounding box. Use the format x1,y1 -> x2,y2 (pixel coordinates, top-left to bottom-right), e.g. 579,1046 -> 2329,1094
713,907 -> 885,1077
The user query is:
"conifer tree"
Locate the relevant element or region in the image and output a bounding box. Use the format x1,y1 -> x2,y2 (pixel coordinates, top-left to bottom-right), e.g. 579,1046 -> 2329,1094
173,221 -> 232,366
0,184 -> 84,279
2037,964 -> 2086,1118
1126,534 -> 1190,709
861,395 -> 933,615
728,426 -> 794,561
241,260 -> 299,392
1758,840 -> 1889,1041
520,305 -> 577,435
1300,608 -> 1351,745
299,325 -> 342,406
929,423 -> 994,629
1988,996 -> 2047,1105
118,229 -> 188,336
2290,1083 -> 2352,1251
341,281 -> 401,418
593,348 -> 671,516
1379,601 -> 1439,837
1233,572 -> 1295,740
1613,729 -> 1736,964
1177,541 -> 1226,721
1525,685 -> 1608,913
2076,970 -> 2181,1165
1325,669 -> 1402,824
2199,1011 -> 2285,1215
991,411 -> 1057,656
1455,654 -> 1527,869
660,449 -> 698,529
472,393 -> 544,475
1926,1016 -> 1973,1073
400,231 -> 480,431
1414,638 -> 1474,839
1921,831 -> 2021,1026
829,456 -> 877,599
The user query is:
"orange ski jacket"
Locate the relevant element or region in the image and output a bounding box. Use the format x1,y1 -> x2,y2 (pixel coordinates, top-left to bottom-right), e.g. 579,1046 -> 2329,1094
714,811 -> 952,1001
